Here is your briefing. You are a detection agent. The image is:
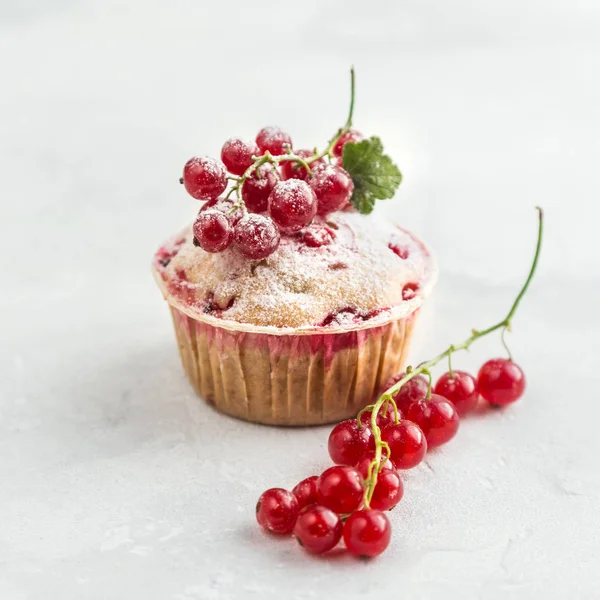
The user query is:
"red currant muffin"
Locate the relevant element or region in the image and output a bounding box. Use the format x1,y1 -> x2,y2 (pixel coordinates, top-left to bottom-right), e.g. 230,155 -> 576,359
153,74 -> 437,425
153,207 -> 436,425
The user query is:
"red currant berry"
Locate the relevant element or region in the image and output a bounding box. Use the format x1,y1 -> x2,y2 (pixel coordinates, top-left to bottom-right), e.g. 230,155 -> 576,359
199,196 -> 243,224
293,505 -> 343,554
193,209 -> 233,253
389,242 -> 410,259
292,476 -> 318,510
402,282 -> 420,300
382,373 -> 429,414
434,370 -> 479,416
256,126 -> 292,156
359,403 -> 398,429
328,419 -> 374,466
333,129 -> 363,158
309,164 -> 354,215
256,488 -> 299,535
241,165 -> 277,213
381,420 -> 427,469
268,179 -> 318,234
354,452 -> 395,479
301,226 -> 336,247
281,150 -> 324,181
220,137 -> 259,176
343,509 -> 391,558
234,214 -> 280,260
182,157 -> 227,200
317,466 -> 364,514
370,470 -> 403,512
478,358 -> 526,406
407,395 -> 460,448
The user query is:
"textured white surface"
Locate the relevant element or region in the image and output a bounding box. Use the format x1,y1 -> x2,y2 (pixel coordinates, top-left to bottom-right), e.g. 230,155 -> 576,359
1,1 -> 600,599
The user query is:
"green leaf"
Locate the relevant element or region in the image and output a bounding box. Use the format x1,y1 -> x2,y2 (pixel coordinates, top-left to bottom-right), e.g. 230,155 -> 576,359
342,136 -> 402,214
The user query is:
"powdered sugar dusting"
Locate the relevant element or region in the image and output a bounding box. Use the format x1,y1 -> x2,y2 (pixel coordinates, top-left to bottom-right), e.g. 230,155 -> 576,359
154,210 -> 435,329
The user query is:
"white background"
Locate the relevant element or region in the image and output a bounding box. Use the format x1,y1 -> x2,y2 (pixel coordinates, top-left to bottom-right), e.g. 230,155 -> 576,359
1,1 -> 599,598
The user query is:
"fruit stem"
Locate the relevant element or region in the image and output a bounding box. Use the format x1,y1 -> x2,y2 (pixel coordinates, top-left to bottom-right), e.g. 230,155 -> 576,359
362,207 -> 544,507
226,67 -> 358,203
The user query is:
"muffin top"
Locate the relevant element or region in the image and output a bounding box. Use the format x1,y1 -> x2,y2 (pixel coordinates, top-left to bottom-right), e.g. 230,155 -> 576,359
153,209 -> 436,332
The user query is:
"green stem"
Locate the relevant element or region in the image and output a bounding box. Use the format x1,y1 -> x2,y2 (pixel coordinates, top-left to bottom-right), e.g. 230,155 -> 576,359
363,207 -> 544,507
229,67 -> 357,206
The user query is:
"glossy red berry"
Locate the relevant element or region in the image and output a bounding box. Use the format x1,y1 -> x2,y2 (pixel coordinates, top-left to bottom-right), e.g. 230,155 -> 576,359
281,149 -> 324,181
234,214 -> 280,259
328,419 -> 374,466
383,373 -> 429,414
370,470 -> 403,512
256,126 -> 292,156
333,129 -> 363,158
292,476 -> 319,510
268,179 -> 318,234
407,395 -> 460,448
241,165 -> 278,213
293,505 -> 343,554
256,488 -> 299,535
309,164 -> 354,215
354,452 -> 395,479
381,420 -> 427,469
343,510 -> 391,558
478,358 -> 526,406
359,402 -> 398,429
434,370 -> 479,416
317,466 -> 364,514
220,137 -> 259,176
192,209 -> 233,253
182,157 -> 227,200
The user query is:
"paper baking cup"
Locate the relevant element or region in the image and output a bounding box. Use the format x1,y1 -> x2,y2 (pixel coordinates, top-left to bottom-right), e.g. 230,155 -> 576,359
166,304 -> 419,426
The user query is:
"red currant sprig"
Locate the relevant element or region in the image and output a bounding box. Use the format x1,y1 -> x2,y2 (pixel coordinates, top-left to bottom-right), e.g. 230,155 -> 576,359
255,208 -> 543,558
181,69 -> 359,260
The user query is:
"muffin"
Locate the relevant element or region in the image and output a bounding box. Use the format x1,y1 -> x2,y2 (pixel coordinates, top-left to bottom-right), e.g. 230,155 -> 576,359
153,209 -> 437,425
153,71 -> 437,425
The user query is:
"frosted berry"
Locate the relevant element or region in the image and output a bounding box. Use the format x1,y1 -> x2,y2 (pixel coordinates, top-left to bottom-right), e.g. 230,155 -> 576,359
381,420 -> 427,470
199,196 -> 243,224
281,149 -> 324,181
292,476 -> 318,510
407,395 -> 460,448
241,165 -> 277,213
293,505 -> 343,554
182,157 -> 227,200
434,370 -> 479,416
193,209 -> 233,253
268,179 -> 318,234
234,214 -> 280,260
383,373 -> 429,414
328,419 -> 374,466
302,226 -> 336,247
309,164 -> 354,215
317,466 -> 364,514
333,129 -> 363,158
220,137 -> 259,176
478,358 -> 526,406
343,510 -> 391,558
370,470 -> 403,512
256,488 -> 299,535
256,126 -> 292,156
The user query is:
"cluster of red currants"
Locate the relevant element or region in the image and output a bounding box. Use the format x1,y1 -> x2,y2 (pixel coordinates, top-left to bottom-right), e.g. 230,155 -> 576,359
181,127 -> 362,260
255,357 -> 525,558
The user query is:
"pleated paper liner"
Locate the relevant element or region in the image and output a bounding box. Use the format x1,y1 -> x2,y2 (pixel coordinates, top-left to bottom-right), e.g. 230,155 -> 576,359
169,305 -> 419,426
